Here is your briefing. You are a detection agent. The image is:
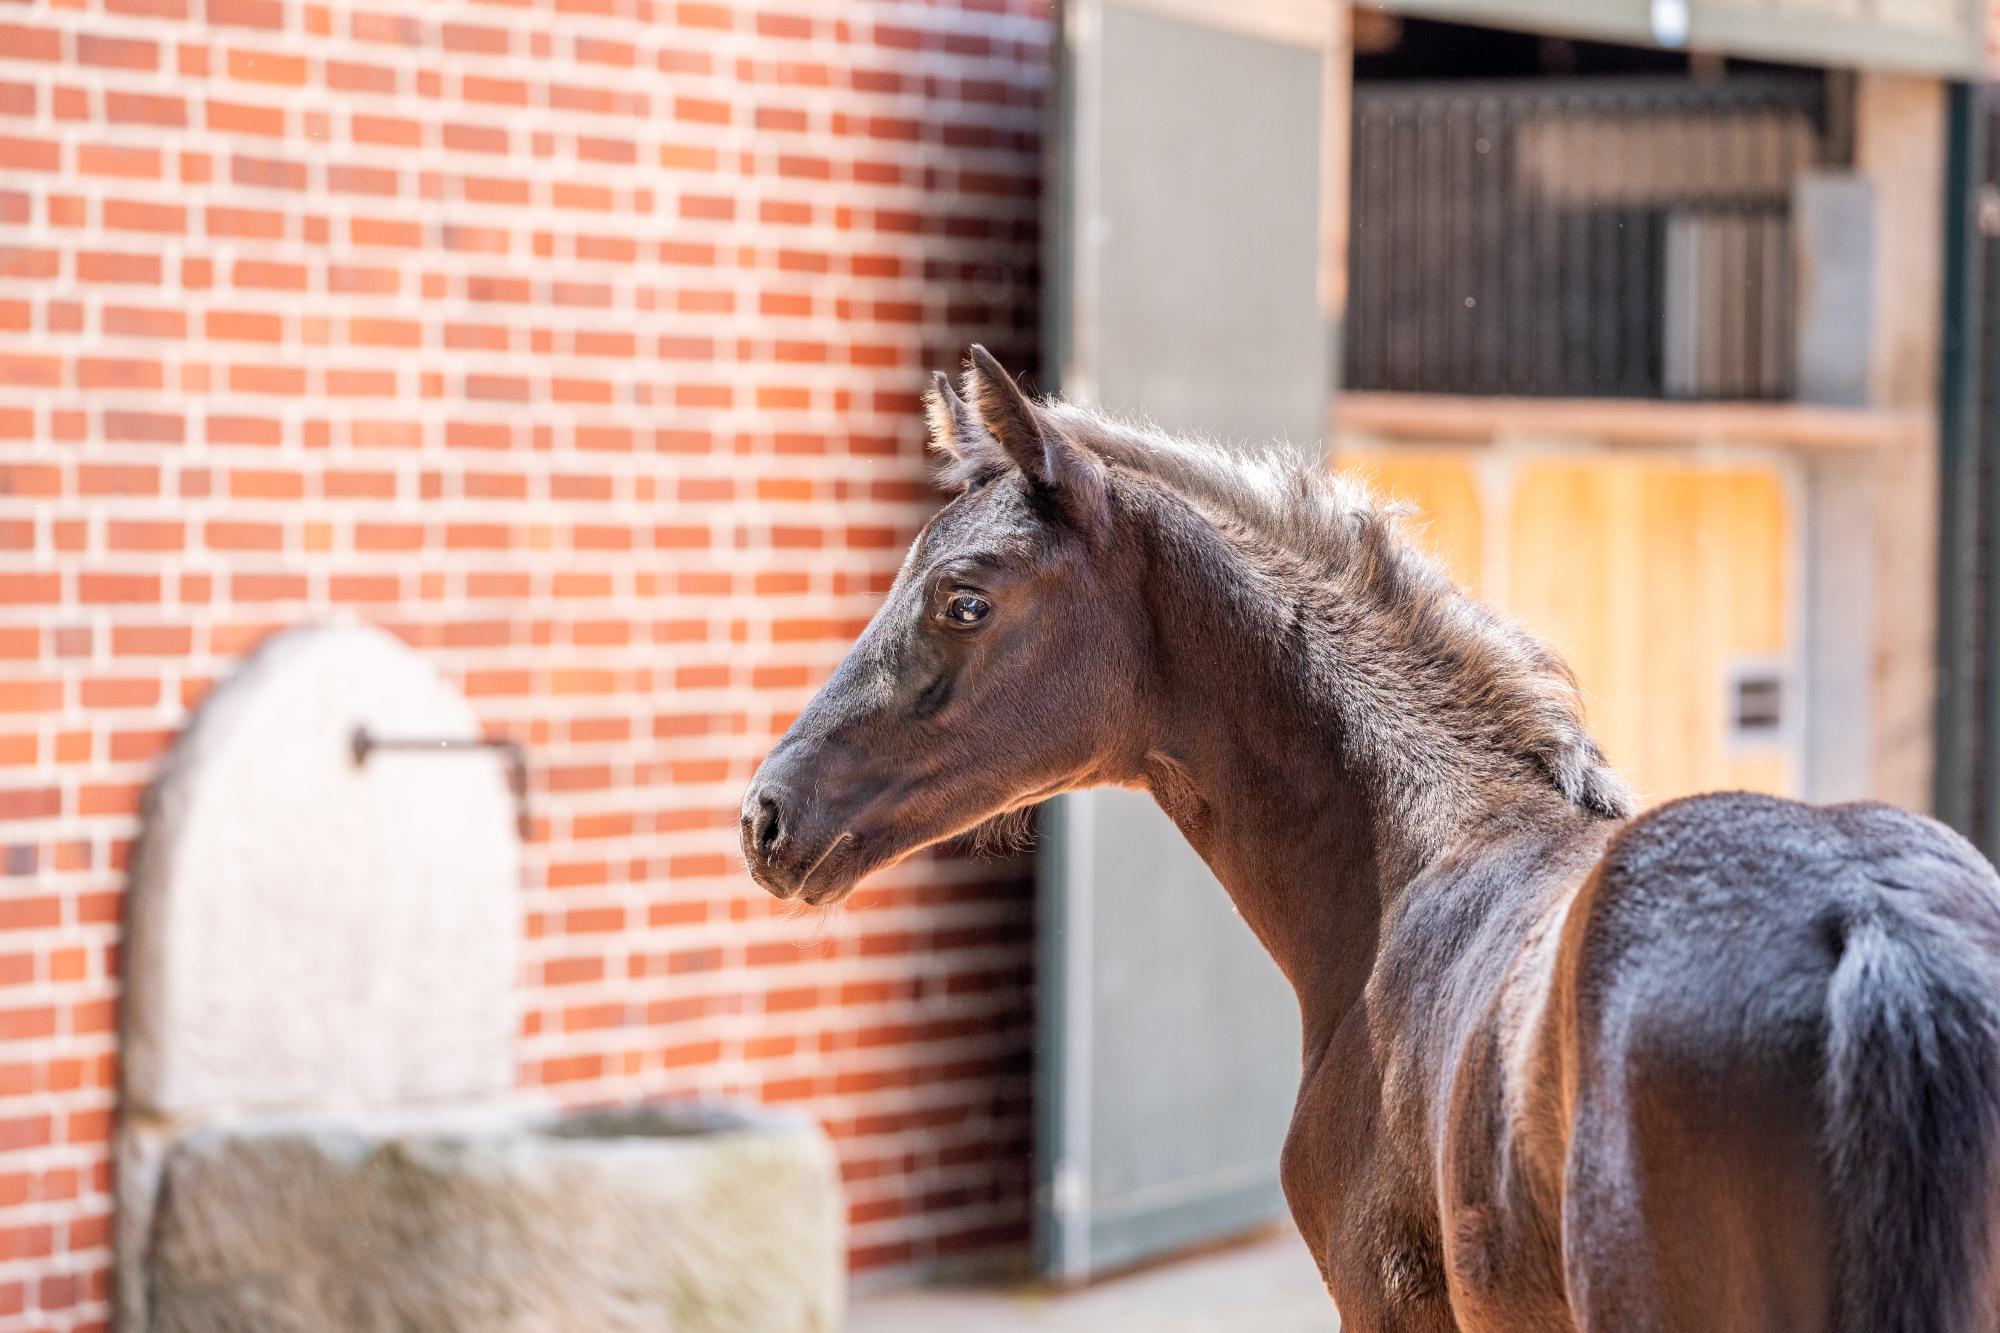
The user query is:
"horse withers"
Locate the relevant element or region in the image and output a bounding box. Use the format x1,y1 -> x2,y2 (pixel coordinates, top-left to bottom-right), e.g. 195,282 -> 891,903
740,347 -> 2000,1332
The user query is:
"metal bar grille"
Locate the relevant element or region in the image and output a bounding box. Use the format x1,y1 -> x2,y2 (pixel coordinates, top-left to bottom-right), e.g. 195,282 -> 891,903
1346,74 -> 1827,400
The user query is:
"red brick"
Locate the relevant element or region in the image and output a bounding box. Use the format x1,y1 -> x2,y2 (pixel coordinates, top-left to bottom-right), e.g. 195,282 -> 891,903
443,122 -> 507,155
230,572 -> 305,600
0,136 -> 58,172
105,520 -> 183,552
77,34 -> 158,70
442,22 -> 509,54
351,216 -> 420,247
78,356 -> 164,390
101,307 -> 181,343
80,676 -> 158,708
229,468 -> 304,499
78,145 -> 161,179
230,152 -> 306,190
205,309 -> 283,342
104,199 -> 185,233
234,259 -> 307,290
80,573 -> 161,604
78,250 -> 162,283
0,355 -> 60,388
0,575 -> 58,610
207,98 -> 286,136
227,47 -> 307,84
106,92 -> 186,127
207,205 -> 286,239
675,95 -> 731,125
205,520 -> 283,550
112,627 -> 191,659
356,115 -> 424,153
205,0 -> 284,26
327,59 -> 395,93
0,1009 -> 55,1042
327,163 -> 397,196
678,4 -> 733,30
206,415 -> 282,446
228,363 -> 306,394
0,24 -> 61,62
79,464 -> 159,496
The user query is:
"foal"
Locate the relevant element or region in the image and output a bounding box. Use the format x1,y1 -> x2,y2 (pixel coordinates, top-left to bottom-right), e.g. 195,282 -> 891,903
741,348 -> 2000,1332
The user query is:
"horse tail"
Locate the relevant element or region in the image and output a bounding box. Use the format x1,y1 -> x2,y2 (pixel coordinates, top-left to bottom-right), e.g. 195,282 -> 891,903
1824,900 -> 2000,1333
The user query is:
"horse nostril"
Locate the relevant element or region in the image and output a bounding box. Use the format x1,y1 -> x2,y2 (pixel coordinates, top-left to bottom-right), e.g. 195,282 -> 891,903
752,795 -> 784,859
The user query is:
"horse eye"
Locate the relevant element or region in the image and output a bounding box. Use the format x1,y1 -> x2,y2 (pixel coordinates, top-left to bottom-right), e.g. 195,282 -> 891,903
944,593 -> 991,627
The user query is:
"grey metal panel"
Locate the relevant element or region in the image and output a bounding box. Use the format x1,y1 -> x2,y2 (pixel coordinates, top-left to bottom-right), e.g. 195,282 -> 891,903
1796,173 -> 1882,810
1039,0 -> 1328,1282
1090,6 -> 1332,442
1062,789 -> 1301,1275
1794,172 -> 1876,410
1370,0 -> 1981,78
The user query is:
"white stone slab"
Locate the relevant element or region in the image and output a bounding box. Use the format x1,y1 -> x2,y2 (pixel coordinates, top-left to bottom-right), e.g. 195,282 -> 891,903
124,621 -> 519,1118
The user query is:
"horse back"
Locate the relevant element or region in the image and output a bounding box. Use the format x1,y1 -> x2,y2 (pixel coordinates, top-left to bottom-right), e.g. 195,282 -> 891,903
1529,792 -> 2000,1332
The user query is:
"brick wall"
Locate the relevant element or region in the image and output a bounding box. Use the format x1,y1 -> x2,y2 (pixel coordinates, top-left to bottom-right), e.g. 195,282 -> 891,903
0,0 -> 1050,1326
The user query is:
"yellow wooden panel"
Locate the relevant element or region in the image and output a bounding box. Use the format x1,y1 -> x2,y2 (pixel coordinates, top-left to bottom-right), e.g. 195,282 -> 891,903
1715,470 -> 1789,659
1709,468 -> 1792,792
1508,459 -> 1794,806
1337,444 -> 1795,807
1638,466 -> 1713,801
1507,461 -> 1642,793
1336,451 -> 1484,591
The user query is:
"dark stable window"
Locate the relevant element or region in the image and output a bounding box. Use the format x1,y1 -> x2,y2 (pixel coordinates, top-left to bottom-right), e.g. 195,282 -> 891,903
1346,18 -> 1831,401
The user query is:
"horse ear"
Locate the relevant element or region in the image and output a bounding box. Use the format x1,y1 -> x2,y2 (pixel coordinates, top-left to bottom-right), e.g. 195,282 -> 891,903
964,345 -> 1054,485
924,371 -> 979,461
963,345 -> 1108,529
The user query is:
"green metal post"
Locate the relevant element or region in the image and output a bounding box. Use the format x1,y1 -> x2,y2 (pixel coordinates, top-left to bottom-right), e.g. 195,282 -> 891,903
1938,83 -> 1985,837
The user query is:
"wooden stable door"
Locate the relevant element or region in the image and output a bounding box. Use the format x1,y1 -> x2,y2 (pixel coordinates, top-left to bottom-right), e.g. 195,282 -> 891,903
1342,449 -> 1801,805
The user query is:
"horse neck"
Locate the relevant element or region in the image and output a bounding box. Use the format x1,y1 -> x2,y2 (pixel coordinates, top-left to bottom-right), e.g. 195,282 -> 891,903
1128,494 -> 1546,1028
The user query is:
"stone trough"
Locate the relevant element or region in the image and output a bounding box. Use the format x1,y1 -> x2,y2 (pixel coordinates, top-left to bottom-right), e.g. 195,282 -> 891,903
119,624 -> 844,1332
146,1104 -> 842,1333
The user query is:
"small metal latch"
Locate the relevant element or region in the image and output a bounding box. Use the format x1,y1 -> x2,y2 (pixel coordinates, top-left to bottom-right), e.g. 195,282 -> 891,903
349,725 -> 531,839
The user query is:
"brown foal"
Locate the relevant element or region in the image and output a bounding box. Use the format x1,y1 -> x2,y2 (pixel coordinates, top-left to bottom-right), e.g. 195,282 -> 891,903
742,348 -> 2000,1332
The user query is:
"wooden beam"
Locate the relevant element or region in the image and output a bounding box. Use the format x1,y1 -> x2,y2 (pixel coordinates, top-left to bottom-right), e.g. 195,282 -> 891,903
1334,392 -> 1926,452
1368,0 -> 1980,77
1109,0 -> 1341,50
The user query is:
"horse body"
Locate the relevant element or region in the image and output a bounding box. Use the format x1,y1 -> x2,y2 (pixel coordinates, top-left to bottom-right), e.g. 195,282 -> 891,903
1292,790 -> 2000,1333
740,348 -> 2000,1331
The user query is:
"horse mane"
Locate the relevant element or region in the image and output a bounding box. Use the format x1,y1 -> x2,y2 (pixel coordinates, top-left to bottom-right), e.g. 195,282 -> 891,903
932,388 -> 1634,823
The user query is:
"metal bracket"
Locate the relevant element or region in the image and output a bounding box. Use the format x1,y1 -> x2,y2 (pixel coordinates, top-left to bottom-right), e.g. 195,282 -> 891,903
349,725 -> 531,839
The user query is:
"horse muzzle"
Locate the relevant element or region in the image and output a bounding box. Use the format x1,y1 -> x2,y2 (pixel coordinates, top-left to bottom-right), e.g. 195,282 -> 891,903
740,756 -> 865,904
